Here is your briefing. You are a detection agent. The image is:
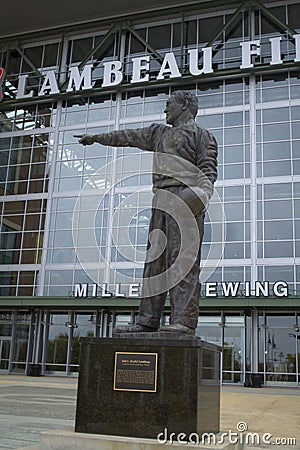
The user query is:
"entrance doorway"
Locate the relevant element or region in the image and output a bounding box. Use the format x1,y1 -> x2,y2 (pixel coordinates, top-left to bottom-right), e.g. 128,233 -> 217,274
0,337 -> 11,372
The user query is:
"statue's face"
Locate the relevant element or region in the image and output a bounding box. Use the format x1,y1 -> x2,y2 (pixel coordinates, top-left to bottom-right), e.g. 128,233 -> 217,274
164,96 -> 184,125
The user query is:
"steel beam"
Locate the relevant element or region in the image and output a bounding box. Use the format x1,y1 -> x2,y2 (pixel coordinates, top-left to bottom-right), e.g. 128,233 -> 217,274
253,0 -> 297,40
196,1 -> 249,66
78,22 -> 120,70
125,22 -> 164,63
15,45 -> 44,79
205,1 -> 249,48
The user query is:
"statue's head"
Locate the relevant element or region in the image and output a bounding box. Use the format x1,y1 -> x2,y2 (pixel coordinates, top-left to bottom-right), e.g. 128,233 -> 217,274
165,90 -> 198,125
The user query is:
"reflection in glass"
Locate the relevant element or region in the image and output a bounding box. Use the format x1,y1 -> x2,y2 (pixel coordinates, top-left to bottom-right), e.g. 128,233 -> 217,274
0,339 -> 11,370
265,327 -> 297,383
70,314 -> 95,372
12,323 -> 29,373
223,318 -> 244,383
46,314 -> 68,372
196,315 -> 222,344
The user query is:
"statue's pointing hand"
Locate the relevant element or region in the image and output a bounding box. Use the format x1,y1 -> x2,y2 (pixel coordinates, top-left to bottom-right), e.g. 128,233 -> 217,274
74,134 -> 95,145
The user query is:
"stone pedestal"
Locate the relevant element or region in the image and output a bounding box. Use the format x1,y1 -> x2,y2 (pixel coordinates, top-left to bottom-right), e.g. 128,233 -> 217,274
75,334 -> 221,440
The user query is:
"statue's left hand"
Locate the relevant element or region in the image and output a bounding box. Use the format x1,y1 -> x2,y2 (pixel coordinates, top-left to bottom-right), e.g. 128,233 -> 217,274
177,187 -> 205,216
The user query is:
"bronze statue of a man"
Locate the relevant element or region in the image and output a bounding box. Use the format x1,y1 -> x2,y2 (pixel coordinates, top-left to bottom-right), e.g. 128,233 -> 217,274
77,91 -> 218,335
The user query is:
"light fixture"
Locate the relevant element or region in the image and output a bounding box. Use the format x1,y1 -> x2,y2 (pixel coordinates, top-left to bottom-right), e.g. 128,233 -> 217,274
65,321 -> 78,329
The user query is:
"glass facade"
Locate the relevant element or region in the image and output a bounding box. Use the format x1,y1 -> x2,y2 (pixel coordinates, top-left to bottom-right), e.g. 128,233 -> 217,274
0,0 -> 300,382
258,313 -> 299,385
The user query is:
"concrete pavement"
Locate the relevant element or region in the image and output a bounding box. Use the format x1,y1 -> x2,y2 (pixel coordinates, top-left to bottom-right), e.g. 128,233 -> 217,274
0,375 -> 76,449
220,386 -> 300,449
0,375 -> 299,449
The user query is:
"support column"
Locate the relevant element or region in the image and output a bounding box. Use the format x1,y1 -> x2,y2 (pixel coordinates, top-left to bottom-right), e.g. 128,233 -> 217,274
251,308 -> 259,373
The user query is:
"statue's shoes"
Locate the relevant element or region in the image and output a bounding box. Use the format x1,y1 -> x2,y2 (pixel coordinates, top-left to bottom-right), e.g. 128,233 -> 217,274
159,323 -> 195,335
113,324 -> 158,333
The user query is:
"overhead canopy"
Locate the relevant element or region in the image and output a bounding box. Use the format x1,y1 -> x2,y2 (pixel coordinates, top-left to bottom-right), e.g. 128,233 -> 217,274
1,0 -> 215,39
2,0 -> 279,40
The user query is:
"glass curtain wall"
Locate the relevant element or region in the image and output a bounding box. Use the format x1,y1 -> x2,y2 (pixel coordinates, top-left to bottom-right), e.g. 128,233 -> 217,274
0,102 -> 55,295
39,4 -> 300,297
256,72 -> 300,295
0,1 -> 299,297
43,76 -> 252,295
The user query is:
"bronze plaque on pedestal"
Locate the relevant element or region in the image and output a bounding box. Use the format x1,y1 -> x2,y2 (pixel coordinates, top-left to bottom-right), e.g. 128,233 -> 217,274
114,352 -> 158,392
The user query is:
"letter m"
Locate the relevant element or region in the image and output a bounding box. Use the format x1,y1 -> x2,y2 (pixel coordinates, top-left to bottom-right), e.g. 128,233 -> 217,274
74,283 -> 88,297
201,433 -> 216,445
66,65 -> 93,92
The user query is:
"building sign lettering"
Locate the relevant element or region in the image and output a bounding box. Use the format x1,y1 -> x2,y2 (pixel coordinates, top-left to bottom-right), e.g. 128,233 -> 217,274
73,280 -> 289,298
0,34 -> 299,101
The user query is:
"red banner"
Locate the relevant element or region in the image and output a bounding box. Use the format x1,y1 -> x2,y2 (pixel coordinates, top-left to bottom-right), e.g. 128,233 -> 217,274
0,67 -> 5,101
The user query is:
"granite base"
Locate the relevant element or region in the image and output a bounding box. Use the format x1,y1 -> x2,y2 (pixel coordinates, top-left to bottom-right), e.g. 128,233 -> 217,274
75,334 -> 221,440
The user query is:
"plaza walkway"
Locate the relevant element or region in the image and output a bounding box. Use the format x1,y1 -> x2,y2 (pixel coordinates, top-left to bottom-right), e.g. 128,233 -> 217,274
0,375 -> 298,449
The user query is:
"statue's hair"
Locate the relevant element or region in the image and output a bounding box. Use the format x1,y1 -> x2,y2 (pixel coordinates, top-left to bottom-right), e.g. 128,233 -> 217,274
171,91 -> 198,118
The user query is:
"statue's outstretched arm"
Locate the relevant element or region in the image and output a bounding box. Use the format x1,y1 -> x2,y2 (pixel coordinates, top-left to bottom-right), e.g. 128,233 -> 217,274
74,124 -> 162,151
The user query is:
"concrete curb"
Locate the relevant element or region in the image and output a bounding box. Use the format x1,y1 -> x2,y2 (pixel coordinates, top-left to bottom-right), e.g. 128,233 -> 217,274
38,429 -> 244,450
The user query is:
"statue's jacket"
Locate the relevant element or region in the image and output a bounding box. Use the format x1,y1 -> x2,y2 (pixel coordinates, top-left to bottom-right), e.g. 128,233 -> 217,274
95,120 -> 218,211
